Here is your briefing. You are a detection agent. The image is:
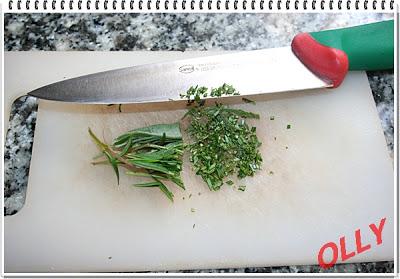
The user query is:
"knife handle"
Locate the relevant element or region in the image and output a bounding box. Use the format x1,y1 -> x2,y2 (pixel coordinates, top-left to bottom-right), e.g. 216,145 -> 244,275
291,20 -> 394,88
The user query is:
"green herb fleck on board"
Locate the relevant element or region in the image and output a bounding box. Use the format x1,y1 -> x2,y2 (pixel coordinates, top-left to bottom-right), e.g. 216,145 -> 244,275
226,180 -> 234,186
238,185 -> 246,192
287,124 -> 291,129
191,208 -> 196,213
270,116 -> 275,120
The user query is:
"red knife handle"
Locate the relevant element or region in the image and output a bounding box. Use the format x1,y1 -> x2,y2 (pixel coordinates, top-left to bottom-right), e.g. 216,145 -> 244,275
291,20 -> 394,88
291,33 -> 348,88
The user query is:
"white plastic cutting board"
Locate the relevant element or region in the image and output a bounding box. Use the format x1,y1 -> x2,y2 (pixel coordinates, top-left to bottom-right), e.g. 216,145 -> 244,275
4,52 -> 394,273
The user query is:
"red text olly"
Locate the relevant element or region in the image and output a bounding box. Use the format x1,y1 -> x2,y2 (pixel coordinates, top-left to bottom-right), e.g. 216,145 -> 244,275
318,217 -> 386,269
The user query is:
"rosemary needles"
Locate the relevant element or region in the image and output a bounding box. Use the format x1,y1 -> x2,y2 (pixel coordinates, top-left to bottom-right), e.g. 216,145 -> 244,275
181,84 -> 262,191
89,123 -> 184,201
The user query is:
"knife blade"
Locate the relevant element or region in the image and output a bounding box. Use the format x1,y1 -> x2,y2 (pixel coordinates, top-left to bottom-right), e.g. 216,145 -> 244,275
28,20 -> 393,104
28,47 -> 329,104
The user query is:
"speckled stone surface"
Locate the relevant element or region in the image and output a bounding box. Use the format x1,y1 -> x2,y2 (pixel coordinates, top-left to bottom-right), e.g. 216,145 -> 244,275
4,96 -> 38,216
4,13 -> 395,51
3,13 -> 395,273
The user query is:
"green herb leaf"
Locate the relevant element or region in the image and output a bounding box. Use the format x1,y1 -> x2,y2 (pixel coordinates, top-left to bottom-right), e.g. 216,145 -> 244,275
104,151 -> 120,184
89,128 -> 120,184
157,180 -> 174,202
134,181 -> 161,187
126,171 -> 166,180
88,128 -> 108,150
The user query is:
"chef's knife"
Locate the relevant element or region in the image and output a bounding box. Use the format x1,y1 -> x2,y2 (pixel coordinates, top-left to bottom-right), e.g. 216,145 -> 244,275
28,20 -> 394,104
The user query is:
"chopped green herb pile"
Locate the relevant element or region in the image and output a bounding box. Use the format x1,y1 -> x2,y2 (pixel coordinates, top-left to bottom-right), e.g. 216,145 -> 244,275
89,123 -> 184,202
182,85 -> 262,191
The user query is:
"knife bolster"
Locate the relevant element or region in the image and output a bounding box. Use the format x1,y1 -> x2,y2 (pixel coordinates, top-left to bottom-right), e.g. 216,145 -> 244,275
291,33 -> 349,88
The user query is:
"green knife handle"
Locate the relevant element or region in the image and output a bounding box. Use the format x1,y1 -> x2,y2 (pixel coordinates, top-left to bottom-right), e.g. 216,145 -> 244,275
310,20 -> 394,71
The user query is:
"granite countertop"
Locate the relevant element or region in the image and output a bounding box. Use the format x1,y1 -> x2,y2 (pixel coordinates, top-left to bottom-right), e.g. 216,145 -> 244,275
4,13 -> 395,273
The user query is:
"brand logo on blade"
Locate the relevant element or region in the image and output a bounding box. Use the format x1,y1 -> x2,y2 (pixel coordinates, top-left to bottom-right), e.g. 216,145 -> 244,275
179,65 -> 195,74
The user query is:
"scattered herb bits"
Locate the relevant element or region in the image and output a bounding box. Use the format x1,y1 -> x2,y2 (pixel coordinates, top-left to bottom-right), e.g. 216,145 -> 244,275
238,185 -> 246,192
180,83 -> 240,104
182,84 -> 262,191
89,123 -> 184,202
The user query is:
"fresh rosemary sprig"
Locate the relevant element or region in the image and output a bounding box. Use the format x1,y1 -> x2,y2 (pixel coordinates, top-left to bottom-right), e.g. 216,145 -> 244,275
181,84 -> 262,191
89,123 -> 184,202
